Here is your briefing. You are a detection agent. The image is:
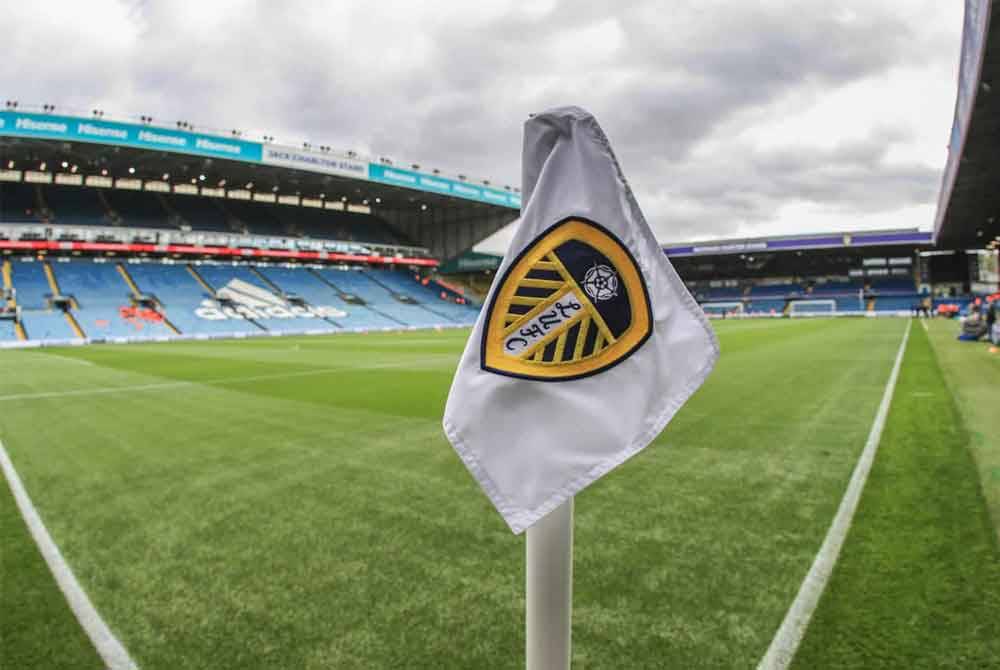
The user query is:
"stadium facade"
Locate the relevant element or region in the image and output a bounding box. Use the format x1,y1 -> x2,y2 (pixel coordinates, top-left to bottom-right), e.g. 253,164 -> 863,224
0,104 -> 528,345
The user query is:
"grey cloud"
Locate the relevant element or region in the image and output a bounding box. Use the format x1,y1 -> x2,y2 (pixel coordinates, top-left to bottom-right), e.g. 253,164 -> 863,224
0,0 -> 958,247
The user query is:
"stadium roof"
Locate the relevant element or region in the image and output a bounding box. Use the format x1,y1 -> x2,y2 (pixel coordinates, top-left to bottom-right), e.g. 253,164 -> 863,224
934,0 -> 1000,248
0,106 -> 518,260
662,228 -> 933,258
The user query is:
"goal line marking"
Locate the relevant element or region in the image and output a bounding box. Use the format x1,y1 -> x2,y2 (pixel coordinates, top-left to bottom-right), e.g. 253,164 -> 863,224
0,438 -> 139,670
756,318 -> 912,670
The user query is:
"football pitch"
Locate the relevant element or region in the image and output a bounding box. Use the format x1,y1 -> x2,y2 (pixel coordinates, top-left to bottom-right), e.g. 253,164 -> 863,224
2,318 -> 998,669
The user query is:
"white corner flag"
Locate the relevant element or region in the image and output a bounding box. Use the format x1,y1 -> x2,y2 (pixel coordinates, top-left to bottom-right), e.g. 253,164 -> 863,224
443,106 -> 719,535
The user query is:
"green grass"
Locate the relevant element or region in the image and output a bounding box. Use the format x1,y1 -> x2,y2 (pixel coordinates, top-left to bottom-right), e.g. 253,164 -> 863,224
925,319 -> 1000,541
792,322 -> 1000,669
0,319 -> 958,669
1,473 -> 104,669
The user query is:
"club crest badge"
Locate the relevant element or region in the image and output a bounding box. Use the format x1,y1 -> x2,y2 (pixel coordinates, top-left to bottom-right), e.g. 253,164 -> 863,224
481,217 -> 652,381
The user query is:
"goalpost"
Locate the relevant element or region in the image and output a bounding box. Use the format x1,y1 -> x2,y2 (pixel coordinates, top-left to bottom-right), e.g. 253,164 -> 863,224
701,302 -> 745,318
788,299 -> 837,316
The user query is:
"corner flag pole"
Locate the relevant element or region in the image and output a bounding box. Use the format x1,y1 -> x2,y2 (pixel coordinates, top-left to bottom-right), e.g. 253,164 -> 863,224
526,497 -> 574,670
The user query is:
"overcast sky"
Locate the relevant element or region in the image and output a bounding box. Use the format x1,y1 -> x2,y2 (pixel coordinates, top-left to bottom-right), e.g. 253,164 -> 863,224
1,0 -> 963,252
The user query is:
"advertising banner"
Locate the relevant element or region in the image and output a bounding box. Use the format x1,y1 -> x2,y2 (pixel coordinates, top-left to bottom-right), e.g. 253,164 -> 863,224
0,111 -> 263,162
0,111 -> 521,210
260,146 -> 368,179
368,164 -> 521,208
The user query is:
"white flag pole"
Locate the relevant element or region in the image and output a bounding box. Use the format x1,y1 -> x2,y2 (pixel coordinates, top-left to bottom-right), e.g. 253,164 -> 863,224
526,497 -> 574,670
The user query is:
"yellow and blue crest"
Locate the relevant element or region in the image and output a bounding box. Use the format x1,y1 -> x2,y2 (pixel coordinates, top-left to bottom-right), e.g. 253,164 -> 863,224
481,217 -> 652,381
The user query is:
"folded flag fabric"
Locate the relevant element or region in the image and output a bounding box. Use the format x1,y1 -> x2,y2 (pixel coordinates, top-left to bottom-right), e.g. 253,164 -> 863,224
443,106 -> 719,534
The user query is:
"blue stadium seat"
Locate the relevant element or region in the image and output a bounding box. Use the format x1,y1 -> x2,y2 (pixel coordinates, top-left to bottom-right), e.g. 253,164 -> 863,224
20,310 -> 77,340
9,260 -> 54,309
0,319 -> 18,341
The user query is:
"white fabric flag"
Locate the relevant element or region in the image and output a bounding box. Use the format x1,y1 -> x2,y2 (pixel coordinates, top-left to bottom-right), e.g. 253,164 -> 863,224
443,106 -> 719,534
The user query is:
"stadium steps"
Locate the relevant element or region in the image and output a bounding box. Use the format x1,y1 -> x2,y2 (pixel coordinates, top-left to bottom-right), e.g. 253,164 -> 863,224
43,261 -> 62,297
2,259 -> 13,307
254,268 -> 344,330
14,321 -> 27,341
186,265 -> 217,295
308,269 -> 407,327
250,267 -> 284,294
32,184 -> 52,220
63,310 -> 85,338
187,264 -> 268,332
782,300 -> 792,316
154,194 -> 184,229
359,270 -> 458,323
94,189 -> 119,225
117,263 -> 182,335
116,263 -> 142,295
43,262 -> 80,309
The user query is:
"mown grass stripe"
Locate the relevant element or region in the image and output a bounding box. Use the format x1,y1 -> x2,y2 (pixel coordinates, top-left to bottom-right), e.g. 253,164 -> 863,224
0,439 -> 139,670
789,319 -> 1000,669
757,320 -> 911,670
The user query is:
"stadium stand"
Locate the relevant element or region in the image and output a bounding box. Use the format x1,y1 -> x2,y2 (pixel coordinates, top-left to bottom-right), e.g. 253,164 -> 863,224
0,183 -> 41,222
164,192 -> 231,232
43,184 -> 113,227
9,259 -> 54,308
314,268 -> 453,327
103,189 -> 174,229
125,262 -> 259,335
19,311 -> 76,340
255,266 -> 399,330
0,320 -> 16,341
2,181 -> 411,247
50,259 -> 175,339
372,270 -> 478,323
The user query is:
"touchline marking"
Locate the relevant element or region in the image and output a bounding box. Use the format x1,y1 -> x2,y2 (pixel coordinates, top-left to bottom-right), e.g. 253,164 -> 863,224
756,319 -> 911,670
0,439 -> 139,670
0,356 -> 449,402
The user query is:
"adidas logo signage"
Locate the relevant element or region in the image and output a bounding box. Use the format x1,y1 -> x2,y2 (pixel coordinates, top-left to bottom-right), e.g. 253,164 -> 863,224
194,279 -> 347,321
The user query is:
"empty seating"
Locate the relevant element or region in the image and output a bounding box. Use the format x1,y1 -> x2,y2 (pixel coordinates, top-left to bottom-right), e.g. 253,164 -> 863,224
126,262 -> 259,335
50,260 -> 173,339
20,311 -> 76,340
1,183 -> 42,222
0,319 -> 18,341
163,193 -> 232,232
371,271 -> 479,325
103,189 -> 173,229
8,258 -> 478,341
9,260 -> 53,308
44,184 -> 112,226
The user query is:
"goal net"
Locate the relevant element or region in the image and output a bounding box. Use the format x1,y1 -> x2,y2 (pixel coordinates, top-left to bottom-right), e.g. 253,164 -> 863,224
788,299 -> 836,316
701,302 -> 745,318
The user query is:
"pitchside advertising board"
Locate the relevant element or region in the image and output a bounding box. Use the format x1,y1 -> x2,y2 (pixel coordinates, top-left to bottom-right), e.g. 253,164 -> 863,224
0,110 -> 521,209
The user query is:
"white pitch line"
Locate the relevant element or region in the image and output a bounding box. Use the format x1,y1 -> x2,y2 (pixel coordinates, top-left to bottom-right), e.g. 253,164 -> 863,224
0,439 -> 139,670
0,356 -> 451,403
756,319 -> 912,670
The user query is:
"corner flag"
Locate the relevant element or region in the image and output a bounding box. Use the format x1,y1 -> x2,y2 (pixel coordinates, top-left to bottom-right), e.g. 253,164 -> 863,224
442,106 -> 719,534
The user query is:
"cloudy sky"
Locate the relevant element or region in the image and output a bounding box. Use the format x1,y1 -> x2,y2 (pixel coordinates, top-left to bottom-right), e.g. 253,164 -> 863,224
1,0 -> 963,251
